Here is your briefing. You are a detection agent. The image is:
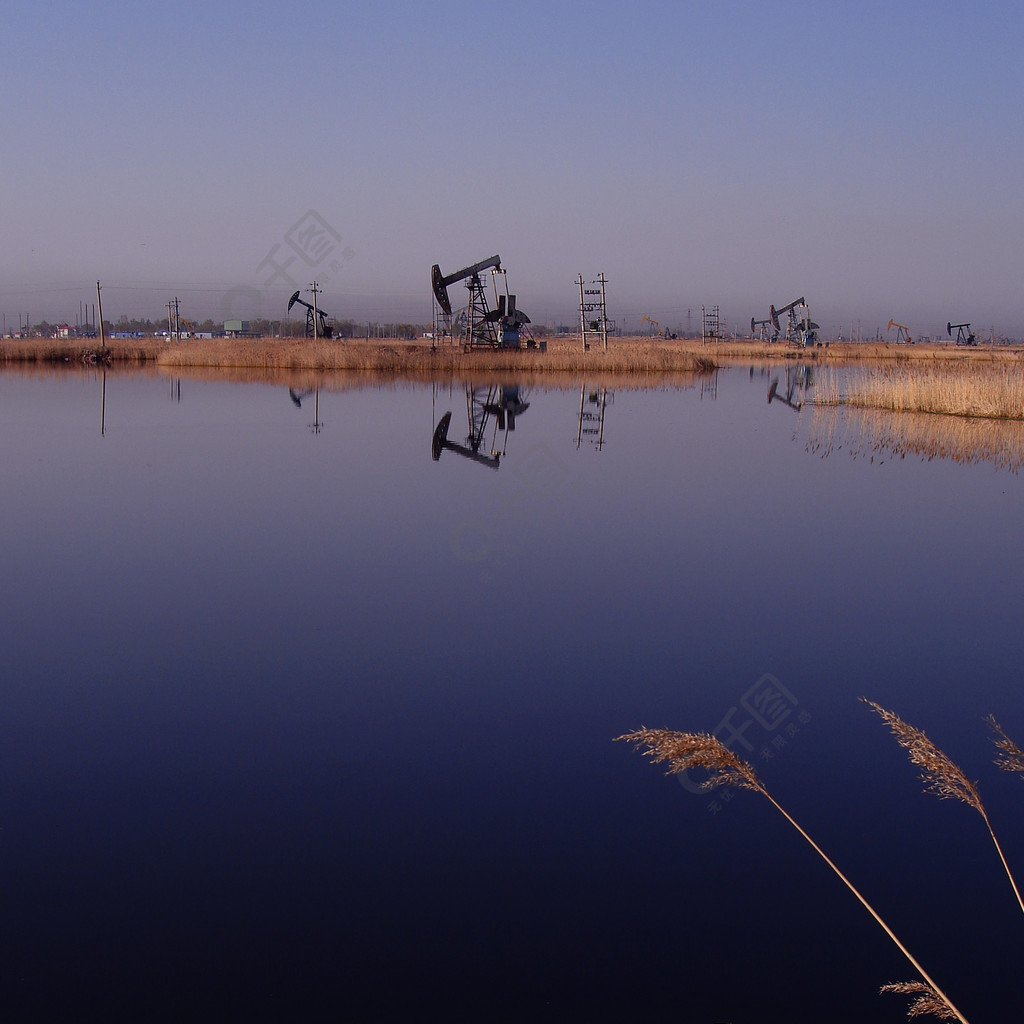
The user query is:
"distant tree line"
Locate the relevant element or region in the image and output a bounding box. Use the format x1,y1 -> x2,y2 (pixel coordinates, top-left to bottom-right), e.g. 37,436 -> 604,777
9,316 -> 437,339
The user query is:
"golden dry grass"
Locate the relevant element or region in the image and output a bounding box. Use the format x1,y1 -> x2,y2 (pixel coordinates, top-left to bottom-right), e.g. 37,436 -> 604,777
816,364 -> 1024,419
5,333 -> 1024,377
150,336 -> 719,375
0,336 -> 164,365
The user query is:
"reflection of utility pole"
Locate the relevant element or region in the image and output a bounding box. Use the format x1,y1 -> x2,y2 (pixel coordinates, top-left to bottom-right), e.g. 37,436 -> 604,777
311,387 -> 322,434
100,369 -> 106,436
288,386 -> 323,434
577,384 -> 611,450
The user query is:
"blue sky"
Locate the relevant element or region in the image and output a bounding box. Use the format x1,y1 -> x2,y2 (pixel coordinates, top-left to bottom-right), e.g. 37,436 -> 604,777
2,0 -> 1022,337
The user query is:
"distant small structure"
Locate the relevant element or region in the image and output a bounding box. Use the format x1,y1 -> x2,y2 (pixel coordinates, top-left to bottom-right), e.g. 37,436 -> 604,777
224,319 -> 251,337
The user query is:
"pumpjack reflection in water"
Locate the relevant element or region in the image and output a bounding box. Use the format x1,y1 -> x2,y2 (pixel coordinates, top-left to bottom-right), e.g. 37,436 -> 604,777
767,365 -> 815,413
432,385 -> 530,469
288,387 -> 323,434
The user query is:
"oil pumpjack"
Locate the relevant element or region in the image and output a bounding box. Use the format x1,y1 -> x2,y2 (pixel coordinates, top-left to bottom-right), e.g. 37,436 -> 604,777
287,289 -> 333,339
431,254 -> 534,350
948,321 -> 976,346
887,318 -> 913,345
768,296 -> 818,346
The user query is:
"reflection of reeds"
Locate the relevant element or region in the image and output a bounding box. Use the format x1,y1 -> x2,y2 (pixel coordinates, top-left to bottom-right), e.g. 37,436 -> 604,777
864,701 -> 1024,919
816,365 -> 1024,419
807,402 -> 1024,472
616,727 -> 969,1023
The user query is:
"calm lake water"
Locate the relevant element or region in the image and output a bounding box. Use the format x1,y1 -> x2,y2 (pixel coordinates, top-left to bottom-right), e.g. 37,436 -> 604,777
2,366 -> 1022,1022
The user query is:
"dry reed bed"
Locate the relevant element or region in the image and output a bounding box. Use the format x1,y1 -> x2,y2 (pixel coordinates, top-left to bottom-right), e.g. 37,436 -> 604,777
803,342 -> 1024,365
684,340 -> 1024,365
4,334 -> 1024,373
0,337 -> 165,364
816,364 -> 1024,419
153,337 -> 719,375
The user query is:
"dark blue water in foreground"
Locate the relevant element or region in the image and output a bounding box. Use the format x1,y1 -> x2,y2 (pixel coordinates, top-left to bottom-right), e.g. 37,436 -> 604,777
1,367 -> 1022,1022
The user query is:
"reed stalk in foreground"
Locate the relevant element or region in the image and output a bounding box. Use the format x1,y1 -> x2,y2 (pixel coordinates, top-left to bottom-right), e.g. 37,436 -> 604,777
863,700 -> 1024,920
615,727 -> 969,1024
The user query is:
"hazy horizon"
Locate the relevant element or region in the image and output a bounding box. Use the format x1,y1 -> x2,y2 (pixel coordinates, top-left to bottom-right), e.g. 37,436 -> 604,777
4,2 -> 1022,338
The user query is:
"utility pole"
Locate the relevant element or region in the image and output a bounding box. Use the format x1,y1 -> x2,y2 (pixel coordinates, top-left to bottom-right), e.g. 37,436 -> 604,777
309,281 -> 320,341
577,274 -> 588,351
96,281 -> 106,350
173,297 -> 180,341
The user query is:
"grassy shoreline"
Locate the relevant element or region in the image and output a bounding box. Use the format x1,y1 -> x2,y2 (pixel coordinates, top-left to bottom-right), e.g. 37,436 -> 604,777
815,364 -> 1024,420
4,334 -> 1024,375
6,337 -> 1024,418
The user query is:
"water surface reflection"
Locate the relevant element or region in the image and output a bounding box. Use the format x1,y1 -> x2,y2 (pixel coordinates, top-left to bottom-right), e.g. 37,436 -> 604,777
1,366 -> 1021,1022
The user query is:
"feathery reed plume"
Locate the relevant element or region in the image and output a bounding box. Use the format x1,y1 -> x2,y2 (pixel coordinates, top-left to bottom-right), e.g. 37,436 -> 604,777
613,728 -> 765,793
615,728 -> 970,1024
860,699 -> 983,809
881,982 -> 960,1021
863,700 -> 1024,919
985,715 -> 1024,779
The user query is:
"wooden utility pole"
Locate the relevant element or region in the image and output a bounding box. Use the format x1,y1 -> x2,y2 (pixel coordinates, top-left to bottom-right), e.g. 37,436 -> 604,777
96,281 -> 106,350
